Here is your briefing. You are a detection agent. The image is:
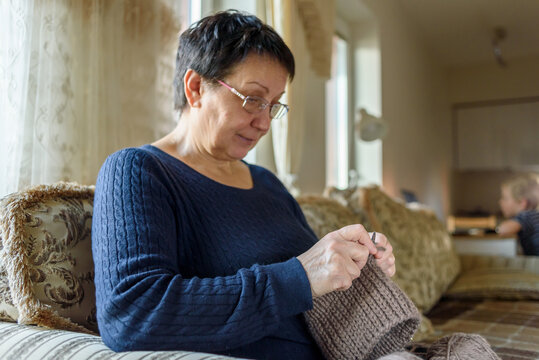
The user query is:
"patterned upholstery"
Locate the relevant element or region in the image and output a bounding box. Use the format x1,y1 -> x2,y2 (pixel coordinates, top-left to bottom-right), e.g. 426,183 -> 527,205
1,183 -> 537,359
324,186 -> 372,227
362,186 -> 461,313
408,298 -> 539,360
296,194 -> 368,238
0,183 -> 97,334
326,186 -> 461,314
445,267 -> 539,300
297,194 -> 435,342
0,265 -> 17,322
0,321 -> 239,360
459,253 -> 539,274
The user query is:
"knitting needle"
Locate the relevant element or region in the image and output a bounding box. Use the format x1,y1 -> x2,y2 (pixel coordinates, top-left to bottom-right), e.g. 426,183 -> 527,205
371,232 -> 386,254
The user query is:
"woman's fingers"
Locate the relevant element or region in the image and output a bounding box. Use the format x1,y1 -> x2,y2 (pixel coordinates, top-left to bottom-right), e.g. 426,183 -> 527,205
336,224 -> 378,255
297,225 -> 397,298
377,255 -> 396,277
297,225 -> 374,297
366,232 -> 396,277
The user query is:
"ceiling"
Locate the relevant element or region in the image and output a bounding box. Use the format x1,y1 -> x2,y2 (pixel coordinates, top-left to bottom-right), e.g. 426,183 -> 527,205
338,0 -> 539,68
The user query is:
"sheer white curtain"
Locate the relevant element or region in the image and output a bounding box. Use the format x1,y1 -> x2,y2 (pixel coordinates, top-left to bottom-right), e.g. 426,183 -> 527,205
263,0 -> 334,196
0,0 -> 181,197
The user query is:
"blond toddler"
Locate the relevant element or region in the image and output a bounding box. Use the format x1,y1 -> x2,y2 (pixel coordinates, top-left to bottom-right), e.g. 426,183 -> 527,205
497,173 -> 539,255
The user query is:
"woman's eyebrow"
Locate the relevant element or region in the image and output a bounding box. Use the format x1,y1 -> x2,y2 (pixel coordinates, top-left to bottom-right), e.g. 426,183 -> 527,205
246,81 -> 270,93
246,81 -> 286,98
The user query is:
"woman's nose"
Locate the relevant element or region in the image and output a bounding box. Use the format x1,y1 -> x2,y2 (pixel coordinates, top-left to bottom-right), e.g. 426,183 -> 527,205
252,110 -> 272,131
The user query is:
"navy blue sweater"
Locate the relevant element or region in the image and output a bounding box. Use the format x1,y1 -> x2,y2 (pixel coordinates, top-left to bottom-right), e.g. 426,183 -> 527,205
91,145 -> 324,359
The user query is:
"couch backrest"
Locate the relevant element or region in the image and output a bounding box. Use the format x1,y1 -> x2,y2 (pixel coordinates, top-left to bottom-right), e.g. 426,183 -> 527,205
296,194 -> 369,239
325,186 -> 461,313
0,182 -> 461,335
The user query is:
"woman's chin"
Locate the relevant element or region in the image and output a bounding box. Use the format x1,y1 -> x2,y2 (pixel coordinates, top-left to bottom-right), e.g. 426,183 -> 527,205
222,147 -> 249,161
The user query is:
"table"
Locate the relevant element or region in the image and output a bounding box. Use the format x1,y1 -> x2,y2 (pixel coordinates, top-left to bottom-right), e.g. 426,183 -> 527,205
452,234 -> 518,256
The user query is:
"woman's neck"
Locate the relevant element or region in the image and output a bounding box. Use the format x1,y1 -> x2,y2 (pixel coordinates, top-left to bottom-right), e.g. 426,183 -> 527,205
152,116 -> 253,188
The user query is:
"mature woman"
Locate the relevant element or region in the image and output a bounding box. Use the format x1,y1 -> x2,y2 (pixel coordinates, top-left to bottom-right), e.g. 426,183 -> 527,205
92,10 -> 395,359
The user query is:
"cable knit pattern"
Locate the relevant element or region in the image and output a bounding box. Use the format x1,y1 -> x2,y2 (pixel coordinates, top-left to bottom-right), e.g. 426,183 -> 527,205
91,145 -> 323,359
304,256 -> 420,360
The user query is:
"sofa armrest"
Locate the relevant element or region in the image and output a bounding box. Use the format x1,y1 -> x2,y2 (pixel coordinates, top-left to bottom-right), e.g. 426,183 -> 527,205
458,254 -> 539,275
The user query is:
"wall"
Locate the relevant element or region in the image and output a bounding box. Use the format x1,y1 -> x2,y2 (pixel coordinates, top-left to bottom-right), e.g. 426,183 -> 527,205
363,0 -> 452,219
449,56 -> 539,103
449,55 -> 539,215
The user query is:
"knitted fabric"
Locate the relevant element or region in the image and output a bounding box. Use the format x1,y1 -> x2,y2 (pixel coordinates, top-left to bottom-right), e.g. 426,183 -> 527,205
379,352 -> 422,360
427,333 -> 501,360
304,256 -> 421,360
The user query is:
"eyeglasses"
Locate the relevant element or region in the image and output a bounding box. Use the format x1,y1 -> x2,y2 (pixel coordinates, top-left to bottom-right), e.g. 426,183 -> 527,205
216,79 -> 289,119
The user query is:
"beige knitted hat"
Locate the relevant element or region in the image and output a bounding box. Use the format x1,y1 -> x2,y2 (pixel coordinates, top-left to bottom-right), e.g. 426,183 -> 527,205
304,256 -> 421,360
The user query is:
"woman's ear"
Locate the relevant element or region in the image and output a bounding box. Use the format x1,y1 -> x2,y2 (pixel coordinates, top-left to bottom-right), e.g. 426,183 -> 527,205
184,69 -> 203,108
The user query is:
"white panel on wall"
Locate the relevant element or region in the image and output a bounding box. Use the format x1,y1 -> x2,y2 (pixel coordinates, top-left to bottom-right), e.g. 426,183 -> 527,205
455,100 -> 539,170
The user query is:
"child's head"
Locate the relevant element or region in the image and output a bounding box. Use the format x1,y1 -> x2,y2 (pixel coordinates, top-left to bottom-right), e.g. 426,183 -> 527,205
499,173 -> 539,218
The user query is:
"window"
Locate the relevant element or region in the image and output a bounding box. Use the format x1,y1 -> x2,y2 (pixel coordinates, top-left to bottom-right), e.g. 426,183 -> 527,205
326,34 -> 350,189
354,19 -> 382,187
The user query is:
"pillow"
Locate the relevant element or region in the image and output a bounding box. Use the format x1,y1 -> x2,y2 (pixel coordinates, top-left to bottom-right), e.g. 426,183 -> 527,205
445,267 -> 539,300
360,186 -> 460,313
324,186 -> 372,227
0,263 -> 18,322
296,195 -> 369,239
297,193 -> 436,342
0,182 -> 97,334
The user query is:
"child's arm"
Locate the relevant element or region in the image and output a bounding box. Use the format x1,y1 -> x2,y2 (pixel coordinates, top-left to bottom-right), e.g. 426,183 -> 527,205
496,219 -> 522,236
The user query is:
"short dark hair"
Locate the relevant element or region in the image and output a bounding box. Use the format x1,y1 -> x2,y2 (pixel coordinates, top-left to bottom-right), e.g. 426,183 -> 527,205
173,10 -> 295,111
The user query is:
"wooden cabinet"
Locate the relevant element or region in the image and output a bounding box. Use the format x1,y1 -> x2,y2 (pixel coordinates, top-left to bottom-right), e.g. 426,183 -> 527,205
454,99 -> 539,170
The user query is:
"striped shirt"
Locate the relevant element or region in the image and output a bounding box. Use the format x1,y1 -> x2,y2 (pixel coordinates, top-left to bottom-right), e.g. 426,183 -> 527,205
514,210 -> 539,255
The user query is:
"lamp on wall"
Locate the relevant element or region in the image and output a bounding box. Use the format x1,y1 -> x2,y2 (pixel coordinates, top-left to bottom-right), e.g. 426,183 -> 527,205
355,108 -> 387,141
492,26 -> 508,68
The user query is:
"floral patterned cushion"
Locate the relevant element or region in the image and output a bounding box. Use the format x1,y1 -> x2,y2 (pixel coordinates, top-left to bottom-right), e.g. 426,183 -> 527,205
326,186 -> 461,313
296,195 -> 369,239
0,183 -> 97,334
361,186 -> 461,313
0,262 -> 18,322
324,186 -> 372,228
297,193 -> 436,341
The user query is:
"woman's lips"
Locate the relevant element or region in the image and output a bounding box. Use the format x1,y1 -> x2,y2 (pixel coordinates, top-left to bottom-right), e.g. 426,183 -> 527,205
237,134 -> 256,144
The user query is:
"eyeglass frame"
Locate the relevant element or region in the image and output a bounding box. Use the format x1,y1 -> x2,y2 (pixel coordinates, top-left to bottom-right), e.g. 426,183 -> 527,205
216,79 -> 289,119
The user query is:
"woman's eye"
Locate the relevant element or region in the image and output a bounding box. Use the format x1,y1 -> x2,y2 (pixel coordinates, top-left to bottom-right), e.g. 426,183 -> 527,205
245,98 -> 259,104
249,98 -> 266,108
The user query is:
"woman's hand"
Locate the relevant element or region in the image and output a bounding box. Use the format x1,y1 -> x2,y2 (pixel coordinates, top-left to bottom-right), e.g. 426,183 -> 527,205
370,232 -> 396,278
297,224 -> 378,298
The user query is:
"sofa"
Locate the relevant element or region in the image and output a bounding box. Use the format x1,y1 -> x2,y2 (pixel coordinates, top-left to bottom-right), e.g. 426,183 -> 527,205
0,182 -> 537,359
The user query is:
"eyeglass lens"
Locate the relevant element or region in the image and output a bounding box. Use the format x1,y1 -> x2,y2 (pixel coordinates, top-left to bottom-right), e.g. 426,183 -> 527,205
242,97 -> 288,119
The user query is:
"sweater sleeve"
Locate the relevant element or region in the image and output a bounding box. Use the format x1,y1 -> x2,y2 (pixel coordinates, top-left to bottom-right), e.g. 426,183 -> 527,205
91,149 -> 313,352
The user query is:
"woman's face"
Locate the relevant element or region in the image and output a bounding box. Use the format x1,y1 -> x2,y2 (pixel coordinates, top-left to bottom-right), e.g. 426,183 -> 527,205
196,54 -> 289,161
499,185 -> 525,218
